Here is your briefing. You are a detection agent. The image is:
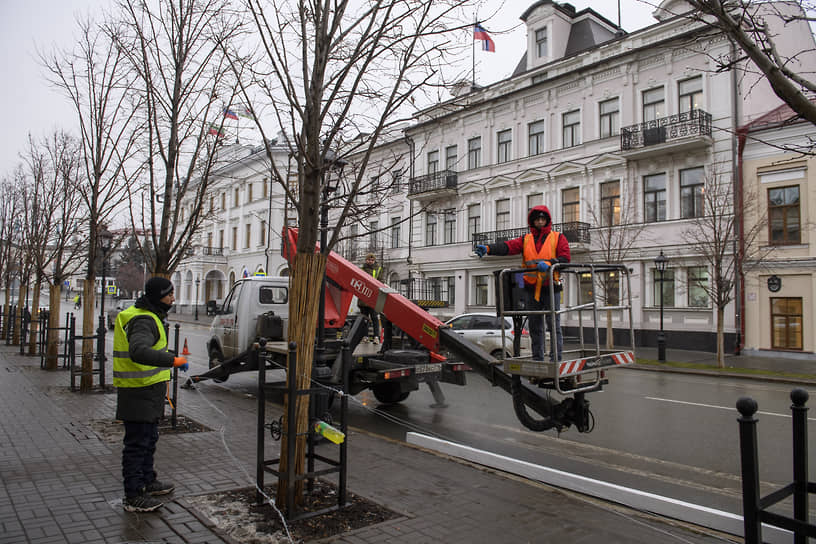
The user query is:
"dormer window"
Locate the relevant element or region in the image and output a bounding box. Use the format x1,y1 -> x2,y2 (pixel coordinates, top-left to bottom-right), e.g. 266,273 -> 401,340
536,28 -> 548,58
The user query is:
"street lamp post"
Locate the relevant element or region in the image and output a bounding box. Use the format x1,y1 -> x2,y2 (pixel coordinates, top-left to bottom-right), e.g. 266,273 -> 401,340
96,228 -> 113,366
317,149 -> 348,353
195,278 -> 200,321
654,251 -> 668,362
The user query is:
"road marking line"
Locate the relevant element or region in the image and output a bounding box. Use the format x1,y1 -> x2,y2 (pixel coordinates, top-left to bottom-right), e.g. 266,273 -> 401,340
646,396 -> 816,421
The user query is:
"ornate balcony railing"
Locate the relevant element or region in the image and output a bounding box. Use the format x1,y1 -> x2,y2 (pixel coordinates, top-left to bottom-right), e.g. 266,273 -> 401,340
397,278 -> 450,308
202,246 -> 224,256
472,221 -> 590,248
407,169 -> 458,196
620,108 -> 712,151
336,234 -> 387,264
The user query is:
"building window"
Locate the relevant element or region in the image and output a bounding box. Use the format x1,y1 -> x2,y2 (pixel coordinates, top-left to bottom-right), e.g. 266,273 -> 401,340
219,229 -> 224,249
447,276 -> 456,306
425,213 -> 437,246
768,186 -> 801,244
467,204 -> 481,240
497,129 -> 512,163
234,187 -> 240,207
263,179 -> 268,198
232,226 -> 238,250
496,199 -> 511,230
427,150 -> 439,174
562,187 -> 580,223
528,120 -> 546,156
207,232 -> 213,248
260,220 -> 267,247
562,110 -> 581,148
771,297 -> 803,350
600,181 -> 620,226
473,275 -> 489,305
579,273 -> 593,305
680,167 -> 705,218
599,98 -> 619,138
390,217 -> 401,248
444,209 -> 456,244
643,87 -> 665,122
391,169 -> 403,193
467,137 -> 481,169
221,193 -> 226,210
527,193 -> 542,210
678,76 -> 703,113
248,183 -> 253,202
653,268 -> 675,307
369,221 -> 378,250
687,266 -> 708,307
602,271 -> 620,306
536,27 -> 547,58
644,173 -> 667,222
445,145 -> 458,171
209,195 -> 214,213
245,223 -> 251,248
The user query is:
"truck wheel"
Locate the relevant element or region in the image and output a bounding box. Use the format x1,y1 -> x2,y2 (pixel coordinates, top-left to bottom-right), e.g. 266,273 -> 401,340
209,346 -> 224,369
372,383 -> 409,404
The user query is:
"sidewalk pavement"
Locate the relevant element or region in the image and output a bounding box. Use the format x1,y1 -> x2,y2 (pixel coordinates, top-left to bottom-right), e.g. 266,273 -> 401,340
3,317 -> 812,544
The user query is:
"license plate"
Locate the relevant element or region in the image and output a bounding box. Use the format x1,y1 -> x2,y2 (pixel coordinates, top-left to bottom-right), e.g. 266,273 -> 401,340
414,363 -> 442,374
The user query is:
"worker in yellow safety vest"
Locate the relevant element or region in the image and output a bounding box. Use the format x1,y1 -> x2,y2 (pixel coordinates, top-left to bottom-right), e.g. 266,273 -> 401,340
474,205 -> 571,362
113,277 -> 188,512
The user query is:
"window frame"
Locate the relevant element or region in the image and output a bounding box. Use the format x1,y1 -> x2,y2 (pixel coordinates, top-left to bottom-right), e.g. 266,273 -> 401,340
600,180 -> 620,227
445,145 -> 458,171
562,110 -> 581,148
495,198 -> 511,231
680,167 -> 705,219
425,213 -> 437,246
771,297 -> 803,350
642,86 -> 665,122
473,275 -> 489,306
562,187 -> 580,224
678,76 -> 703,114
528,119 -> 546,156
599,97 -> 619,138
535,27 -> 547,58
687,266 -> 709,308
444,209 -> 456,244
643,173 -> 667,223
497,129 -> 512,163
467,137 -> 481,169
468,204 -> 481,241
768,185 -> 801,245
652,268 -> 675,307
390,217 -> 401,249
427,150 -> 439,174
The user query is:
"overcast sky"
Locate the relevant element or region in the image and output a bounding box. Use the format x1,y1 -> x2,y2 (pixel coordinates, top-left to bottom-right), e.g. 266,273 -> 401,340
0,0 -> 660,176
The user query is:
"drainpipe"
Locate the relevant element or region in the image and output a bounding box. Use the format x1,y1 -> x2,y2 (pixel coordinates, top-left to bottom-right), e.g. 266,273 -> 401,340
404,134 -> 415,290
731,38 -> 745,355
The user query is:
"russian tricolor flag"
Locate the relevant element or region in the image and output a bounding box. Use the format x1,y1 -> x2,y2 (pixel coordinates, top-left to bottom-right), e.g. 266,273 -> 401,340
474,24 -> 495,52
223,108 -> 239,120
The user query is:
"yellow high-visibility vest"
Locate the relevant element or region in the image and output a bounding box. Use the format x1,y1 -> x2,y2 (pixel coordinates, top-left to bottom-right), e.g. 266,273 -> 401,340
112,306 -> 170,388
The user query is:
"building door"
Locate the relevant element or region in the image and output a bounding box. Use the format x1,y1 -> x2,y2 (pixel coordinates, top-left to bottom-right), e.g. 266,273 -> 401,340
770,297 -> 802,350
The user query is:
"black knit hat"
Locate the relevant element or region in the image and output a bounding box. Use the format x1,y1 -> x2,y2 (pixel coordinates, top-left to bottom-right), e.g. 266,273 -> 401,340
145,277 -> 174,304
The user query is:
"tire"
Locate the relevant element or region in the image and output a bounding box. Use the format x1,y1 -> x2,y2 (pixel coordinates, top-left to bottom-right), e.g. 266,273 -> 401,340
372,382 -> 410,404
490,349 -> 509,360
208,345 -> 224,369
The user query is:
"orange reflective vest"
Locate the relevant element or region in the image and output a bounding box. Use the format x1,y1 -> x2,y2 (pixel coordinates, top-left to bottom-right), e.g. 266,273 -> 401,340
522,231 -> 560,301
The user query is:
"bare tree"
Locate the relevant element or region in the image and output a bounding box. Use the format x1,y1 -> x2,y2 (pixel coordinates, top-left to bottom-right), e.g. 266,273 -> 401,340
19,132 -> 87,368
42,15 -> 141,391
236,0 -> 478,506
681,168 -> 769,367
111,0 -> 244,277
587,181 -> 646,349
659,0 -> 816,125
0,173 -> 24,340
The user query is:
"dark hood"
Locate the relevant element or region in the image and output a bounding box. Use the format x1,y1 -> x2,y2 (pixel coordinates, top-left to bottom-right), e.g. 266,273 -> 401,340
527,205 -> 552,240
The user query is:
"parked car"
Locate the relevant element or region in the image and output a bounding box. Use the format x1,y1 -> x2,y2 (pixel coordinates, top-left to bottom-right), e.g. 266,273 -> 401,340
444,313 -> 534,359
107,299 -> 137,329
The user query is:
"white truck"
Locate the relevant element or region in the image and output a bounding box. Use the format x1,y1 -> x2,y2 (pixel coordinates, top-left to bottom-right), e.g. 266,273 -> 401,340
203,276 -> 467,404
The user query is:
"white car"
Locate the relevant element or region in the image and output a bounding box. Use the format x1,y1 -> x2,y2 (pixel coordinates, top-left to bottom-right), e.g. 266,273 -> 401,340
445,313 -> 533,359
107,299 -> 137,329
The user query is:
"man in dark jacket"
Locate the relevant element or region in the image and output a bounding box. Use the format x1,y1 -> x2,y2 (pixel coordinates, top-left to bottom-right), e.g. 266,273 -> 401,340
114,277 -> 188,512
475,205 -> 570,362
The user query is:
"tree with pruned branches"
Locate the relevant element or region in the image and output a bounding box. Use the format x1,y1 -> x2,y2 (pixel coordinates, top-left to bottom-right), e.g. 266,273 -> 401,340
233,0 -> 481,507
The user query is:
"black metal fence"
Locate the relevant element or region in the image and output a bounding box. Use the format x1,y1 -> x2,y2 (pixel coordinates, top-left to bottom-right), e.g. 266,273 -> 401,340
472,221 -> 591,248
737,388 -> 816,543
407,169 -> 458,195
620,108 -> 712,151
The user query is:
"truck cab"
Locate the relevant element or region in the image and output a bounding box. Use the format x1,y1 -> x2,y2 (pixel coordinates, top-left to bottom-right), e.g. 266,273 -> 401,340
207,276 -> 289,365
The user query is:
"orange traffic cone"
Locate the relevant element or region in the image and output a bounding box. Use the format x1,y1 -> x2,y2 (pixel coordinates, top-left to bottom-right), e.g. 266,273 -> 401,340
182,338 -> 190,356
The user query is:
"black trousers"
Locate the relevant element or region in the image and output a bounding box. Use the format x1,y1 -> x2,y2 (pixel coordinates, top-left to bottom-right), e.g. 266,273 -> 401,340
359,305 -> 380,339
122,421 -> 159,497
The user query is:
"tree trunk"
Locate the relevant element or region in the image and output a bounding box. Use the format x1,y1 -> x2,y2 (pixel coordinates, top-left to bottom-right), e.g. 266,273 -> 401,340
2,286 -> 9,339
29,279 -> 42,355
46,283 -> 61,371
605,309 -> 614,349
80,282 -> 96,391
717,307 -> 725,369
276,252 -> 326,507
14,282 -> 27,345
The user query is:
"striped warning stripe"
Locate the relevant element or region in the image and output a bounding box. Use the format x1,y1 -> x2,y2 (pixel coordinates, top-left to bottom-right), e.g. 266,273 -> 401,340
558,351 -> 635,377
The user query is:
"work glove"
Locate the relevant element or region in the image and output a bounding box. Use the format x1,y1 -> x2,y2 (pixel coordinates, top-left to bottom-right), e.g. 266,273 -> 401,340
536,260 -> 550,272
474,245 -> 488,257
173,357 -> 189,372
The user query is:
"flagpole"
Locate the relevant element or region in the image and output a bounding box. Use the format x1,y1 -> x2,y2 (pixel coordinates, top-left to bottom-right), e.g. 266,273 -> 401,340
472,19 -> 476,89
